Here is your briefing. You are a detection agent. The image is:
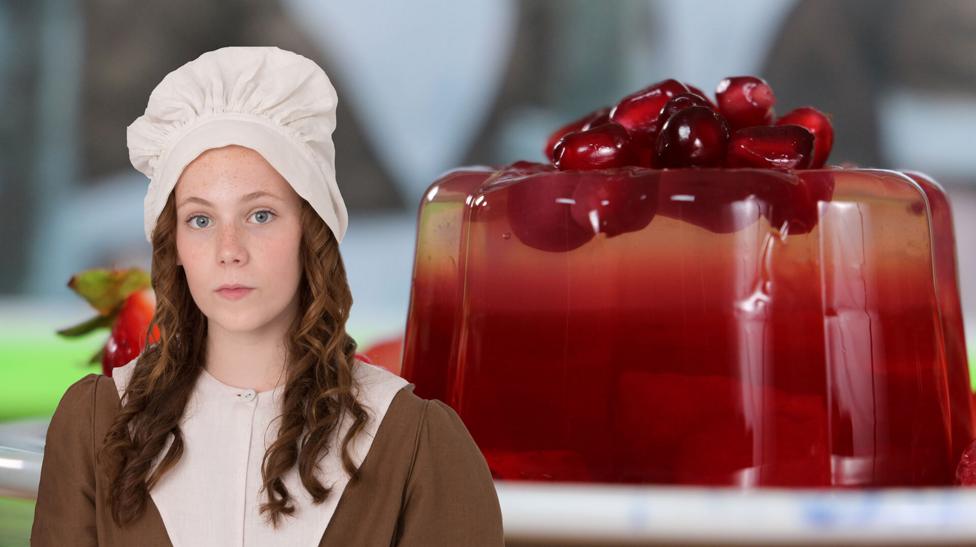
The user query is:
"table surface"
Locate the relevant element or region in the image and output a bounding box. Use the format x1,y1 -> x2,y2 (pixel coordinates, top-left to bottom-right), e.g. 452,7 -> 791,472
3,418 -> 976,546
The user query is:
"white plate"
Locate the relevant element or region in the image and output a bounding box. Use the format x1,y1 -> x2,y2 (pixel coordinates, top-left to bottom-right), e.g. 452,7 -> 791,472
496,481 -> 976,545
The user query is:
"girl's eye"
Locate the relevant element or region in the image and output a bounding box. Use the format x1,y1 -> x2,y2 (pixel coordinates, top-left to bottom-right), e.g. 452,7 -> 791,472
188,215 -> 210,229
251,210 -> 275,224
185,210 -> 276,229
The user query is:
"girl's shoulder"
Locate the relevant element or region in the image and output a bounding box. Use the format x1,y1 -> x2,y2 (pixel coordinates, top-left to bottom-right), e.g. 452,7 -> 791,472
52,367 -> 125,425
353,360 -> 479,465
50,373 -> 102,427
352,364 -> 505,545
350,358 -> 413,418
108,357 -> 139,400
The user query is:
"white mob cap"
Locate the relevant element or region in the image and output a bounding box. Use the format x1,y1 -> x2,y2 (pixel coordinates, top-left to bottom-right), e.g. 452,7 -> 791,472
126,46 -> 347,244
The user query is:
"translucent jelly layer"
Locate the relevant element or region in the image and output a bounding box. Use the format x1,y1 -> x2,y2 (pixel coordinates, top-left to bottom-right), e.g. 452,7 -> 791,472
401,165 -> 975,487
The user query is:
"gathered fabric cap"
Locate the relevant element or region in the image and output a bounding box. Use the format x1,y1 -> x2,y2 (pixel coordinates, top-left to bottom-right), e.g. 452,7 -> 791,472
126,46 -> 348,244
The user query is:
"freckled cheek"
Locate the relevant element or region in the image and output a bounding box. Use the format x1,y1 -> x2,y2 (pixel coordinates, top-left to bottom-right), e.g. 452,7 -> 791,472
179,249 -> 211,289
176,239 -> 209,269
262,240 -> 302,278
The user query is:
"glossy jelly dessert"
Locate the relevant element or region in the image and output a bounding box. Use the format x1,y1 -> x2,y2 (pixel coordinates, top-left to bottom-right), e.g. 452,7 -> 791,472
401,76 -> 976,487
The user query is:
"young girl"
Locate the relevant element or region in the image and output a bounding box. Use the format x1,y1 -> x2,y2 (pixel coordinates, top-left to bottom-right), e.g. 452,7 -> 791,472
30,46 -> 503,547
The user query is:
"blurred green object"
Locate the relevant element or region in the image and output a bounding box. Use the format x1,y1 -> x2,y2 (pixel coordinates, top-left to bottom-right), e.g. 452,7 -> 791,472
0,498 -> 34,546
971,348 -> 976,393
0,327 -> 102,422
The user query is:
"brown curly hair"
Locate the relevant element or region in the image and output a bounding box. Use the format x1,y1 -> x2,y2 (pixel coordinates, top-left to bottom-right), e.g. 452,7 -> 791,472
98,188 -> 368,528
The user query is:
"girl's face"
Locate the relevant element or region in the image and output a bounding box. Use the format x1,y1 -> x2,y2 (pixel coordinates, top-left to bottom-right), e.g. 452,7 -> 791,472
174,145 -> 304,336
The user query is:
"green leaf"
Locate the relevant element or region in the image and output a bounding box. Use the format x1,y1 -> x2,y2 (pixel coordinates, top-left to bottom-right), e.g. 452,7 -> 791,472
66,268 -> 151,316
88,345 -> 104,366
56,314 -> 113,337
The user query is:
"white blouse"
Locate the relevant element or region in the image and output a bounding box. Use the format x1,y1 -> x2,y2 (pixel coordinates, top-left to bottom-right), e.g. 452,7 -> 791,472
111,357 -> 410,547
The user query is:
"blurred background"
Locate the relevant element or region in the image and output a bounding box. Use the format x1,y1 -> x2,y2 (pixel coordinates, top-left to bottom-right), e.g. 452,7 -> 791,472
2,0 -> 976,542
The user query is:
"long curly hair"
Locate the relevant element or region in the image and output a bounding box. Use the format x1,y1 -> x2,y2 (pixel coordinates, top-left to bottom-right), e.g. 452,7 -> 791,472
98,189 -> 368,528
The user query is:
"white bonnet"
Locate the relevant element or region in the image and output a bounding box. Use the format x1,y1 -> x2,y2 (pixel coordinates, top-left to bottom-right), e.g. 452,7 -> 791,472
126,46 -> 348,244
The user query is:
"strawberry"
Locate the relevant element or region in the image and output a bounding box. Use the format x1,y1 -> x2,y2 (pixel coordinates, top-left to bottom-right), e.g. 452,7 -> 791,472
102,289 -> 160,376
58,267 -> 158,375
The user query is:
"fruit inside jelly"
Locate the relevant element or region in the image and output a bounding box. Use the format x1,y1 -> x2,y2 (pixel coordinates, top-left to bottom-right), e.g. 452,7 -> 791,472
401,166 -> 975,487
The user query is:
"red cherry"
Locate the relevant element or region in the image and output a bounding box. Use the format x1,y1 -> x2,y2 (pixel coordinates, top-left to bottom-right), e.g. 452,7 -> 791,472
726,125 -> 814,170
684,83 -> 718,109
582,108 -> 611,130
553,123 -> 638,171
765,170 -> 836,235
102,290 -> 160,376
957,440 -> 976,486
655,93 -> 715,130
506,172 -> 595,252
715,76 -> 776,131
508,160 -> 555,174
776,107 -> 834,168
610,79 -> 690,166
569,172 -> 659,237
656,106 -> 730,168
656,170 -> 781,234
544,107 -> 611,163
610,79 -> 690,134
